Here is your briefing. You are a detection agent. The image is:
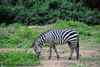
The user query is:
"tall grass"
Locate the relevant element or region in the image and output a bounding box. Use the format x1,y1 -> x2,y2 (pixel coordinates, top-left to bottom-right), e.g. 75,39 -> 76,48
0,20 -> 100,48
0,23 -> 40,48
0,51 -> 40,66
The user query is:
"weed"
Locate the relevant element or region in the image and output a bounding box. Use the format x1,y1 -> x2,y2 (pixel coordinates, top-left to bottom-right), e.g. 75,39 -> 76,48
42,43 -> 49,47
80,55 -> 100,61
62,50 -> 71,53
0,23 -> 40,48
0,51 -> 40,66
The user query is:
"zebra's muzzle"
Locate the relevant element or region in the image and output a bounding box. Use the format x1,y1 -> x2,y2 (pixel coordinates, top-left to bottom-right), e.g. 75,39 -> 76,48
35,52 -> 40,58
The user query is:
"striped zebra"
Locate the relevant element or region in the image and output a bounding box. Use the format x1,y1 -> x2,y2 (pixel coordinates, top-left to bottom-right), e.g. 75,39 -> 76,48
32,29 -> 79,61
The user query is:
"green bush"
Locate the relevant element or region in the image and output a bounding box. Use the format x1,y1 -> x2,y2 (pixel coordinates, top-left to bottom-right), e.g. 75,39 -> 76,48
0,0 -> 100,25
0,51 -> 40,66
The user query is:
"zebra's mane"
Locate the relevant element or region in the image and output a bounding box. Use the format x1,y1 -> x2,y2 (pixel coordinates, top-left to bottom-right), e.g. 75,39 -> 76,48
33,30 -> 51,43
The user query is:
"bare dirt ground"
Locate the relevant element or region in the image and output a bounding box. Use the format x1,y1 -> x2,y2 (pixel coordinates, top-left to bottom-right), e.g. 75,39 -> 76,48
0,26 -> 100,67
0,45 -> 100,67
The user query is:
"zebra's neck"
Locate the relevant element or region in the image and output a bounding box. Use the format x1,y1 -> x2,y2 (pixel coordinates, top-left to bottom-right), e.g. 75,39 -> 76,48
36,32 -> 46,46
39,36 -> 46,44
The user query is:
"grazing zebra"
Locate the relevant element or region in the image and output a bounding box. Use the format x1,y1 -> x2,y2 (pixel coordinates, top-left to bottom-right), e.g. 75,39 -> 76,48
32,29 -> 79,61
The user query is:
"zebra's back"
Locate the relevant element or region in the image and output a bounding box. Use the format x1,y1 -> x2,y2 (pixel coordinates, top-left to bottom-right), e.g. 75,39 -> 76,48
45,29 -> 78,44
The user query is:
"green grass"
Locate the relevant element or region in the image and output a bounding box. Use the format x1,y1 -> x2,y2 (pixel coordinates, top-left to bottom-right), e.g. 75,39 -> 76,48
0,20 -> 100,48
80,56 -> 100,61
62,50 -> 71,53
0,51 -> 40,67
0,23 -> 40,48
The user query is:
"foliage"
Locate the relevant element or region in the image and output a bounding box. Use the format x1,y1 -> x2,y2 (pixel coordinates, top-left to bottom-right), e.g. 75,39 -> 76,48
0,20 -> 100,48
0,51 -> 40,66
75,0 -> 100,10
0,0 -> 100,26
95,32 -> 100,43
0,23 -> 40,48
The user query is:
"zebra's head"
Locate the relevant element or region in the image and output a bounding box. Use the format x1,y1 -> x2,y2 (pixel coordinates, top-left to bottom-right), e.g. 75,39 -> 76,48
32,41 -> 42,58
32,31 -> 47,58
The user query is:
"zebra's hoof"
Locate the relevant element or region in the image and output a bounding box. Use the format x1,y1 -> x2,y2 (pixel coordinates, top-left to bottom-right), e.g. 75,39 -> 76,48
56,58 -> 59,60
75,59 -> 78,61
75,57 -> 79,61
67,58 -> 71,60
47,58 -> 50,60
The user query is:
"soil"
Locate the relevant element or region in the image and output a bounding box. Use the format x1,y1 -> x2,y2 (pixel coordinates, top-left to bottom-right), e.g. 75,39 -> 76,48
0,45 -> 100,67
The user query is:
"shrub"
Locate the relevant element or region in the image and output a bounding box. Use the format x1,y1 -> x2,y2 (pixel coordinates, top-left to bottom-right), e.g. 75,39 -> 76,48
0,0 -> 100,26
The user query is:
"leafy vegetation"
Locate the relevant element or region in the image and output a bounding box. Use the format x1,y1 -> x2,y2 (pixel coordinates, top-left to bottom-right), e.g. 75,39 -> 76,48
75,0 -> 100,10
0,20 -> 100,48
0,51 -> 40,67
0,23 -> 40,48
0,0 -> 100,25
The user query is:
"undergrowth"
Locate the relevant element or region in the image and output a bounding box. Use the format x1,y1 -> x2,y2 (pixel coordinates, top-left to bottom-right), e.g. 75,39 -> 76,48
0,23 -> 40,48
0,51 -> 40,67
0,20 -> 100,48
0,0 -> 100,25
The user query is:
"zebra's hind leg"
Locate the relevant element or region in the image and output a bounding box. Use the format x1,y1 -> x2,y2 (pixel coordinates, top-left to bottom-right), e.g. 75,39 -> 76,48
53,45 -> 59,60
74,46 -> 79,61
71,41 -> 79,61
67,42 -> 74,60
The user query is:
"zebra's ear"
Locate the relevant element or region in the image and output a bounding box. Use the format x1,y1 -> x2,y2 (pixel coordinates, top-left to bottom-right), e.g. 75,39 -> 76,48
32,42 -> 35,47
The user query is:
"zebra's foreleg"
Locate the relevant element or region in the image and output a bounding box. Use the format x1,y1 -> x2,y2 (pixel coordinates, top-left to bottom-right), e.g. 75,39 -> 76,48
68,42 -> 74,60
53,45 -> 59,60
48,45 -> 53,60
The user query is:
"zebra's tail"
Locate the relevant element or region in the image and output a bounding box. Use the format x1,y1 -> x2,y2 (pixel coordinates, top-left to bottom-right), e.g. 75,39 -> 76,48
77,36 -> 79,48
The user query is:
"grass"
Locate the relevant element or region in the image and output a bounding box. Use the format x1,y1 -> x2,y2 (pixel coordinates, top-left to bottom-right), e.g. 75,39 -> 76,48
80,56 -> 100,61
60,62 -> 76,67
60,56 -> 77,60
61,59 -> 100,67
0,51 -> 40,67
0,23 -> 40,48
60,61 -> 89,67
0,20 -> 100,48
62,50 -> 71,53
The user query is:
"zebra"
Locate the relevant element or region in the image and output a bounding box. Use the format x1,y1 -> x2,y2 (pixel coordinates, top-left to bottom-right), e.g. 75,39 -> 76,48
32,29 -> 79,61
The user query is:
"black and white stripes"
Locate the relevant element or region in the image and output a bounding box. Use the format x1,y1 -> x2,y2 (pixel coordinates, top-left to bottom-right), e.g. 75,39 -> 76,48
46,29 -> 78,44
